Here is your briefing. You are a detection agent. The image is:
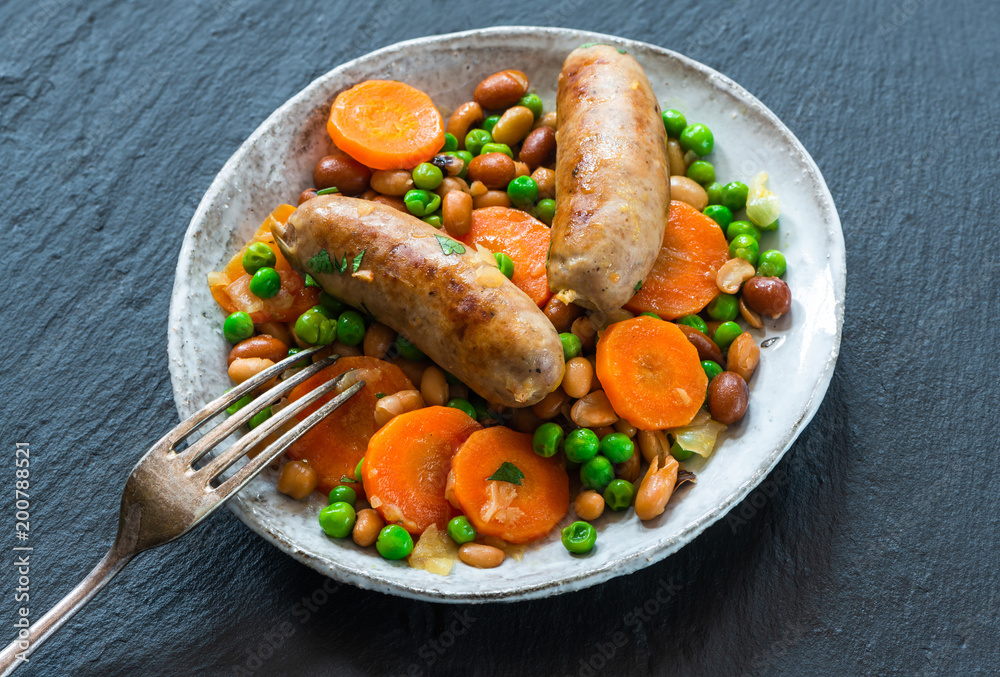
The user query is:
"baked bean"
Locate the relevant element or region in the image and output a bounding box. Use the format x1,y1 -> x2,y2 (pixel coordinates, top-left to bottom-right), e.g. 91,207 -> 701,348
432,153 -> 466,177
474,70 -> 529,110
443,190 -> 473,236
532,387 -> 569,419
363,322 -> 396,359
298,187 -> 318,205
571,390 -> 618,428
667,138 -> 686,176
603,308 -> 634,327
468,152 -> 515,189
571,315 -> 597,353
543,296 -> 583,333
491,105 -> 535,146
637,429 -> 669,464
228,335 -> 288,365
389,357 -> 428,389
420,365 -> 450,406
358,189 -> 378,201
675,324 -> 724,364
588,358 -> 604,393
449,383 -> 469,401
519,126 -> 556,169
512,406 -> 541,433
329,340 -> 362,358
742,277 -> 791,319
228,357 -> 274,384
727,332 -> 760,382
562,357 -> 594,399
473,190 -> 511,209
531,166 -> 555,200
371,195 -> 407,212
370,169 -> 414,196
739,297 -> 764,329
446,101 -> 484,149
574,490 -> 605,521
670,175 -> 709,210
591,425 -> 615,439
468,180 -> 488,197
635,453 -> 679,521
716,257 -> 756,294
276,460 -> 318,500
435,176 -> 470,199
314,153 -> 371,195
458,543 -> 505,568
613,418 -> 637,437
708,371 -> 749,424
535,110 -> 558,130
513,161 -> 530,178
374,389 -> 425,428
352,508 -> 384,547
256,321 -> 293,347
615,449 -> 641,483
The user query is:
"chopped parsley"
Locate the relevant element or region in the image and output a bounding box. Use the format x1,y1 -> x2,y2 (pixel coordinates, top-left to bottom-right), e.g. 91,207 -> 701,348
634,279 -> 643,293
487,461 -> 524,486
435,234 -> 465,256
338,475 -> 357,484
315,187 -> 339,195
352,249 -> 366,273
308,249 -> 334,274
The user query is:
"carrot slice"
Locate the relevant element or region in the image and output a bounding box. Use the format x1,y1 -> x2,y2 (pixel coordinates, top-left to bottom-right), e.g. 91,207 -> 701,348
447,427 -> 569,544
625,200 -> 729,320
286,357 -> 413,495
208,204 -> 320,323
328,80 -> 445,170
458,206 -> 552,307
596,315 -> 707,430
363,406 -> 482,534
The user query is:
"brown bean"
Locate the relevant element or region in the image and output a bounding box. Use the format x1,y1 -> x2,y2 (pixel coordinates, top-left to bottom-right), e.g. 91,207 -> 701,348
473,190 -> 511,209
314,153 -> 371,195
513,161 -> 530,178
667,138 -> 686,176
432,153 -> 466,177
374,389 -> 425,428
716,258 -> 756,294
675,324 -> 724,364
298,187 -> 318,205
739,297 -> 764,329
573,490 -> 605,521
420,365 -> 450,407
442,190 -> 473,236
571,315 -> 597,353
328,340 -> 362,358
519,126 -> 556,169
670,175 -> 708,210
512,406 -> 541,433
543,296 -> 583,332
637,430 -> 669,464
562,357 -> 594,399
613,418 -> 637,437
708,371 -> 749,424
352,508 -> 384,547
228,335 -> 289,365
742,277 -> 792,319
449,383 -> 469,401
591,425 -> 615,439
467,152 -> 516,189
615,449 -> 641,483
228,357 -> 274,384
369,169 -> 414,196
531,166 -> 555,200
571,390 -> 618,428
458,543 -> 505,568
634,453 -> 679,521
276,460 -> 317,500
474,70 -> 529,110
492,105 -> 535,146
727,333 -> 760,382
363,322 -> 396,359
446,101 -> 483,149
536,110 -> 558,130
532,387 -> 570,419
468,180 -> 487,197
256,321 -> 293,347
435,176 -> 470,199
358,189 -> 378,201
389,357 -> 429,388
371,195 -> 407,212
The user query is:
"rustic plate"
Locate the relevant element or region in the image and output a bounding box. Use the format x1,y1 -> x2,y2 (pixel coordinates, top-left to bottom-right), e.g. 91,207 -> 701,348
167,26 -> 844,602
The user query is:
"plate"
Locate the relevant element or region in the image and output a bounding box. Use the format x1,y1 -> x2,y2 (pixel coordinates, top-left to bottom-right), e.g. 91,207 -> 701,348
167,26 -> 844,602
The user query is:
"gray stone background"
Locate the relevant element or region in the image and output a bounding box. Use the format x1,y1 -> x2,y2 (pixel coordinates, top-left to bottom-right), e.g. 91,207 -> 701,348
2,0 -> 998,675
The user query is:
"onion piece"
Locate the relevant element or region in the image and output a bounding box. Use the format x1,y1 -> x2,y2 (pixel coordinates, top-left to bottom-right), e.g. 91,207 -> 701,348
746,171 -> 780,229
669,410 -> 727,459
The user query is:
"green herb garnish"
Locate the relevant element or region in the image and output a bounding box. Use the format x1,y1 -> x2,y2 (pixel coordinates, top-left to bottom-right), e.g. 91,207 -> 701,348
304,273 -> 320,288
338,474 -> 357,483
308,249 -> 334,274
315,187 -> 339,196
352,249 -> 366,273
336,252 -> 349,274
375,392 -> 386,399
435,234 -> 466,256
487,461 -> 524,486
634,279 -> 643,293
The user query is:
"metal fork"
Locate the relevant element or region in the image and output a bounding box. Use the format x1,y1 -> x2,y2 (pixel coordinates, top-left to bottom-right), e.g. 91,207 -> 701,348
0,347 -> 364,675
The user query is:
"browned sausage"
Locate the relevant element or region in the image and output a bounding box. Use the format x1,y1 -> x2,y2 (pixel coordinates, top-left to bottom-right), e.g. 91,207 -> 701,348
548,44 -> 670,315
272,196 -> 564,407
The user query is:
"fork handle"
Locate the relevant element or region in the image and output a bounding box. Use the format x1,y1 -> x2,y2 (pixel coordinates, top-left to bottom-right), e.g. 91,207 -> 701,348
0,543 -> 134,676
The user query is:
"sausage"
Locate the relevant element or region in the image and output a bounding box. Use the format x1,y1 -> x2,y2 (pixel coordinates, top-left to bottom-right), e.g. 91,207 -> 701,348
548,44 -> 670,315
272,195 -> 564,407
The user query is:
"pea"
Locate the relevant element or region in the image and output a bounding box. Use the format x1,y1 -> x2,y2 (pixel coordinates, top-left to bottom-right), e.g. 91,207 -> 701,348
481,142 -> 513,158
565,428 -> 600,463
680,123 -> 714,157
726,220 -> 761,243
465,128 -> 492,156
248,266 -> 281,299
223,311 -> 253,344
494,252 -> 515,279
482,115 -> 500,135
395,335 -> 425,361
507,175 -> 538,207
705,181 -> 724,205
447,516 -> 476,544
559,332 -> 582,361
600,433 -> 634,464
662,109 -> 687,138
714,321 -> 742,352
580,456 -> 614,492
677,314 -> 709,334
422,214 -> 443,228
444,150 -> 473,179
355,457 -> 364,482
441,132 -> 458,152
640,311 -> 662,320
758,250 -> 787,277
534,198 -> 556,225
603,479 -> 636,511
294,307 -> 336,345
412,162 -> 443,190
242,242 -> 276,275
729,234 -> 760,266
376,524 -> 414,560
318,502 -> 356,539
686,160 -> 715,185
519,93 -> 544,119
286,347 -> 309,368
444,371 -> 460,385
703,204 -> 733,229
328,485 -> 357,507
336,310 -> 366,346
319,292 -> 345,316
702,360 -> 723,381
533,422 -> 565,458
706,293 -> 738,322
403,189 -> 441,217
226,393 -> 253,415
720,181 -> 749,212
248,406 -> 271,429
670,441 -> 694,462
446,398 -> 477,419
561,520 -> 597,554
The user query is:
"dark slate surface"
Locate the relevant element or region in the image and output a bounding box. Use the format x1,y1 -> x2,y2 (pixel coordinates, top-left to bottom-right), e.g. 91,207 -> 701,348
2,0 -> 998,674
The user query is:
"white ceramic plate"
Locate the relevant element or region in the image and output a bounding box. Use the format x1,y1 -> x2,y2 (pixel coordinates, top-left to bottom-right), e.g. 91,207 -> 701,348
168,27 -> 844,602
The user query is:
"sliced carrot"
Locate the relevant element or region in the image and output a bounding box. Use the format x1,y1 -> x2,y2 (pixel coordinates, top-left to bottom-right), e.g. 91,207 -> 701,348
208,204 -> 319,323
447,427 -> 569,544
596,315 -> 707,431
286,357 -> 413,495
458,206 -> 552,307
363,406 -> 482,534
328,80 -> 445,170
625,200 -> 729,320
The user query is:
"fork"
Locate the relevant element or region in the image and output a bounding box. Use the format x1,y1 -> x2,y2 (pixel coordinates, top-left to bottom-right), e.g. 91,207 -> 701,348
0,347 -> 364,675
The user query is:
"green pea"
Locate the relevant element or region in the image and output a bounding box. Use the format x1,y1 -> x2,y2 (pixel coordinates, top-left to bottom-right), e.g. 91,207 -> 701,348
703,204 -> 733,229
376,524 -> 414,560
223,311 -> 254,344
355,457 -> 364,482
403,189 -> 441,217
446,398 -> 477,419
447,516 -> 476,544
482,115 -> 500,135
464,128 -> 492,155
726,220 -> 761,243
729,234 -> 760,266
248,266 -> 281,299
395,335 -> 425,361
422,214 -> 443,228
561,520 -> 597,554
686,160 -> 715,185
318,502 -> 356,539
640,311 -> 662,320
248,406 -> 271,429
519,93 -> 544,119
328,485 -> 357,507
294,307 -> 336,346
507,175 -> 538,207
720,182 -> 749,212
319,291 -> 345,316
679,123 -> 714,157
226,392 -> 253,415
603,479 -> 636,511
677,314 -> 709,334
494,252 -> 515,279
706,293 -> 738,322
336,310 -> 366,346
441,132 -> 458,152
242,242 -> 276,275
670,441 -> 694,461
702,360 -> 723,381
580,456 -> 614,492
705,181 -> 724,205
412,162 -> 443,190
600,433 -> 634,464
286,347 -> 309,368
662,109 -> 687,138
564,428 -> 600,463
559,332 -> 582,361
444,371 -> 460,385
534,198 -> 556,225
533,422 -> 565,458
481,142 -> 513,158
714,321 -> 742,352
444,150 -> 473,179
758,250 -> 787,277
